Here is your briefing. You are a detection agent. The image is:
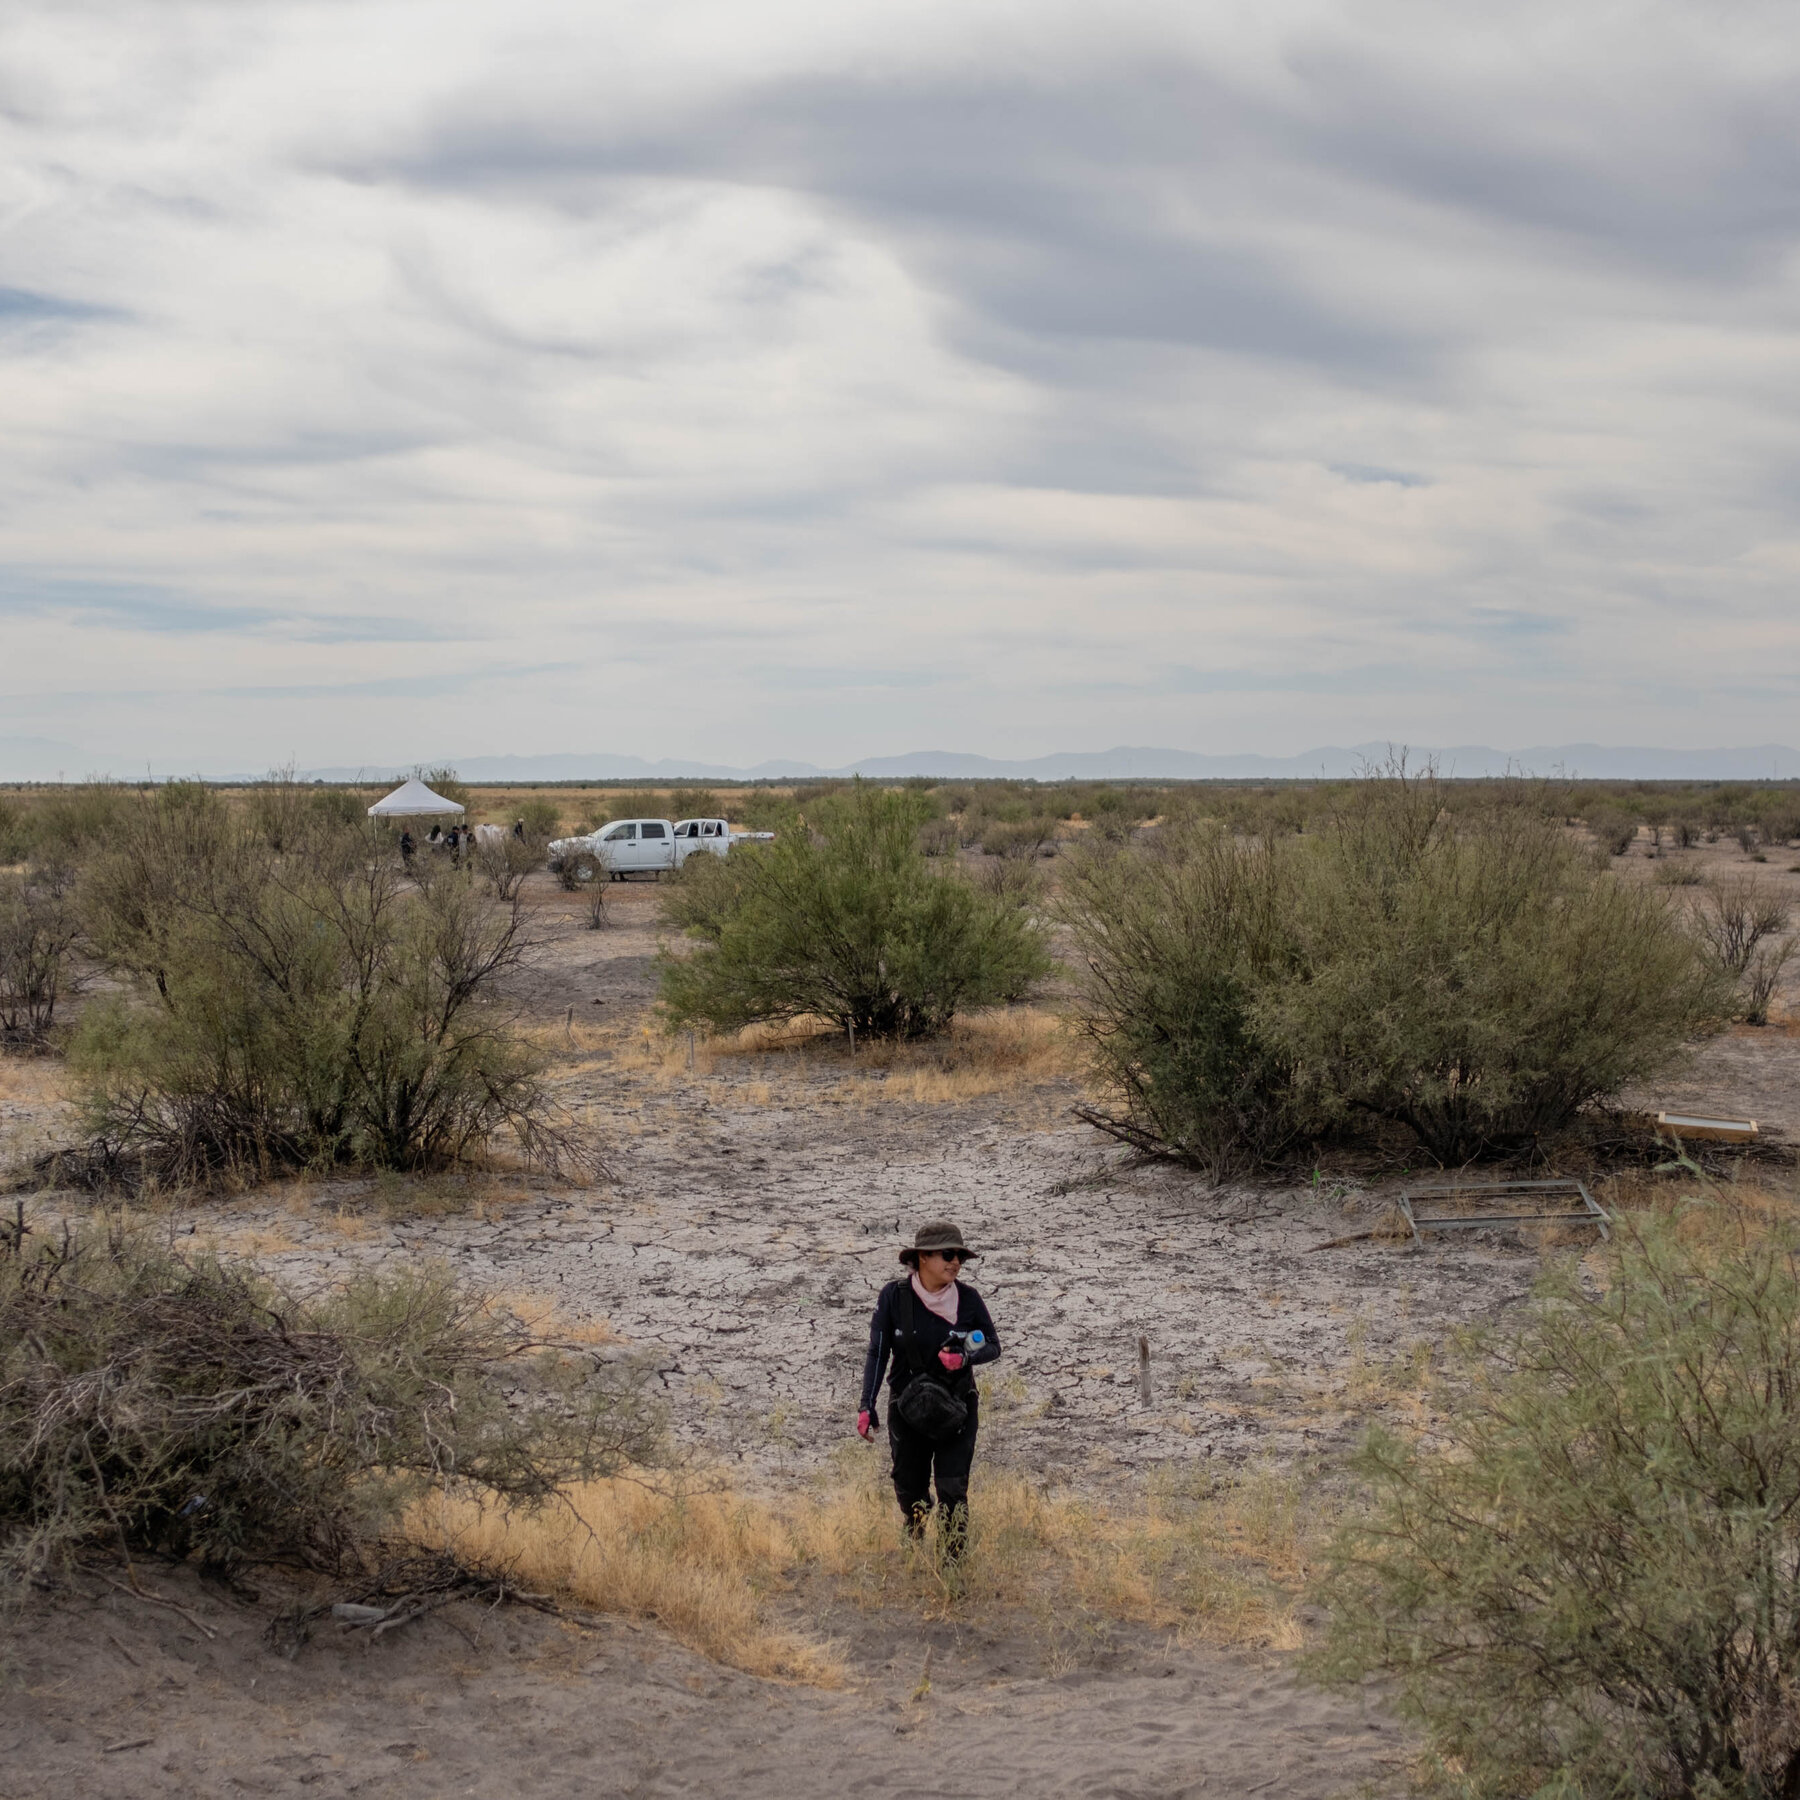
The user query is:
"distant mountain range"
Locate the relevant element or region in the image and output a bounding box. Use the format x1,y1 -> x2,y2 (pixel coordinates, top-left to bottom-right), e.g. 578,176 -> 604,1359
6,738 -> 1800,784
287,742 -> 1800,784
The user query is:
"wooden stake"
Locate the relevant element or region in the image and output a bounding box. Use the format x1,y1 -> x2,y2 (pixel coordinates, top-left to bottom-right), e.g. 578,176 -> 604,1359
1137,1334 -> 1151,1406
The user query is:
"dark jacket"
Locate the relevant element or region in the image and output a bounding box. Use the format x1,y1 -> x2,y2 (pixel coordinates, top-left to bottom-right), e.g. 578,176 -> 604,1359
859,1278 -> 1000,1418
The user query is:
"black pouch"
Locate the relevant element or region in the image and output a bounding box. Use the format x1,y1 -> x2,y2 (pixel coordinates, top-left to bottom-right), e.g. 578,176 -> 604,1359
893,1282 -> 969,1441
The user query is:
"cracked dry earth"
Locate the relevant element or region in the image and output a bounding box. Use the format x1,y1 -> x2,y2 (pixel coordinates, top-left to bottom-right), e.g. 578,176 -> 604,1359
5,872 -> 1793,1799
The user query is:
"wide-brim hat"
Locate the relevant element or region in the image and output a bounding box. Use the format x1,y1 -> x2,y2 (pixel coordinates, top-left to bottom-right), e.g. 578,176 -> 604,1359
899,1219 -> 978,1266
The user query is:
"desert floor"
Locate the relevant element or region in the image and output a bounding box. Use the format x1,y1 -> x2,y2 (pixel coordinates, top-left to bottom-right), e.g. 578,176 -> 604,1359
3,836 -> 1796,1800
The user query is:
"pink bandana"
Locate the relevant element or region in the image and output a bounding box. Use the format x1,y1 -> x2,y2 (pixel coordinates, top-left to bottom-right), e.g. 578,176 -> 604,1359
911,1272 -> 960,1324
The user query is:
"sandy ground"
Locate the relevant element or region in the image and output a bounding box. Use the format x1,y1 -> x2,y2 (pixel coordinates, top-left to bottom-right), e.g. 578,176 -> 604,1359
4,1564 -> 1406,1800
4,848 -> 1796,1799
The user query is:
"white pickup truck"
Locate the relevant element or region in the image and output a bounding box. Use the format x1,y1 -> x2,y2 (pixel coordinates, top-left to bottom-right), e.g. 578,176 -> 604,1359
548,817 -> 767,881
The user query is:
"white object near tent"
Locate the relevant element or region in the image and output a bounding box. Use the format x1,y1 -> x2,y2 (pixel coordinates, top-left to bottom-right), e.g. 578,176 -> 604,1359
366,777 -> 465,819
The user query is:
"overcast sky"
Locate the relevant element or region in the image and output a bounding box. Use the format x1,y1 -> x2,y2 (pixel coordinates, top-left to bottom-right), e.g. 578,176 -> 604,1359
2,0 -> 1798,774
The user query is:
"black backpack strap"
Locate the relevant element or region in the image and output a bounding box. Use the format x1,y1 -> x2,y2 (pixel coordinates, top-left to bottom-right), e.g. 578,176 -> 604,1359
895,1279 -> 927,1377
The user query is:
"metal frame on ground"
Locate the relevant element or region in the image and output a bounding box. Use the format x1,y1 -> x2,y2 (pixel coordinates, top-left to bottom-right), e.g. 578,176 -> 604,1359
1397,1177 -> 1610,1246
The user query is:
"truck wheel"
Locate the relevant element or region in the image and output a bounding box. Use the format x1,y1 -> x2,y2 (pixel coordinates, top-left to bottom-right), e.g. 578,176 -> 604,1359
570,851 -> 601,885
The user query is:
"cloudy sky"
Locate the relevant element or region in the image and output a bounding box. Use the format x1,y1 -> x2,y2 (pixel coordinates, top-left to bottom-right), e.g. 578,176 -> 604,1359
2,0 -> 1798,775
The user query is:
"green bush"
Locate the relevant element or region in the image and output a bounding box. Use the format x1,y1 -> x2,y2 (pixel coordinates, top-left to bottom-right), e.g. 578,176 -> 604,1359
8,782 -> 137,867
0,797 -> 26,865
69,785 -> 564,1184
1264,779 -> 1727,1161
665,788 -> 722,822
1313,1208 -> 1800,1800
1062,771 -> 1726,1170
0,1216 -> 657,1592
738,790 -> 800,834
516,795 -> 562,839
420,766 -> 472,811
980,818 -> 1057,859
658,782 -> 1050,1040
1058,823 -> 1306,1174
597,789 -> 667,825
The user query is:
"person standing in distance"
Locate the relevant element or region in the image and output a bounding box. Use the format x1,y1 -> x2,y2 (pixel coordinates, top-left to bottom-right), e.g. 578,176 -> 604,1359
857,1221 -> 1001,1559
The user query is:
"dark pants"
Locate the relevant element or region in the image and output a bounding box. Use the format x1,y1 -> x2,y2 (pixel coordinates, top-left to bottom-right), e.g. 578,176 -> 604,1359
888,1388 -> 978,1553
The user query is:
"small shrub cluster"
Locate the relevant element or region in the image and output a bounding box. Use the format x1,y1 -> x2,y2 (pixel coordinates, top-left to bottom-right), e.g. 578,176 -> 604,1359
69,783 -> 566,1185
658,783 -> 1051,1040
0,868 -> 79,1050
1314,1204 -> 1800,1799
0,1215 -> 659,1595
1692,875 -> 1794,1025
1062,768 -> 1729,1171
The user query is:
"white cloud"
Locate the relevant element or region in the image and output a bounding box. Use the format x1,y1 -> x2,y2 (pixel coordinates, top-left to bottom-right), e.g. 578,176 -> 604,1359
1,0 -> 1797,772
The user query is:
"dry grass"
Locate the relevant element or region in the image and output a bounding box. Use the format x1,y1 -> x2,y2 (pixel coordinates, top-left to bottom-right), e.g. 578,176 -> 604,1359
794,1453 -> 1310,1650
411,1476 -> 839,1684
409,1448 -> 1314,1686
584,1007 -> 1081,1112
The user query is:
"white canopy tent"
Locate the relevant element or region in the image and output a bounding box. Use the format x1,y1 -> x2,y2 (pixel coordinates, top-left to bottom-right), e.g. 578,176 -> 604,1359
366,777 -> 464,819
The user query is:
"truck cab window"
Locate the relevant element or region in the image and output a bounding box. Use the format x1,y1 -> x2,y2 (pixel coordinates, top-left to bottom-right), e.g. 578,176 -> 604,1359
603,824 -> 635,841
642,822 -> 667,840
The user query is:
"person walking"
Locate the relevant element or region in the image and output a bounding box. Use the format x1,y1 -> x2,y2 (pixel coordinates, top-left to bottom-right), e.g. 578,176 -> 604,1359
857,1221 -> 1000,1559
399,828 -> 415,867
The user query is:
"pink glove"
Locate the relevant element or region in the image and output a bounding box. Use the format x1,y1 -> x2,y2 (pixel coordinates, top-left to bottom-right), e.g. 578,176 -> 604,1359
856,1410 -> 873,1439
937,1350 -> 965,1372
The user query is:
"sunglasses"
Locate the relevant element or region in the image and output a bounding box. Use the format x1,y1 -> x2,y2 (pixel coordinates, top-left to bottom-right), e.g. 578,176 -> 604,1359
925,1249 -> 969,1263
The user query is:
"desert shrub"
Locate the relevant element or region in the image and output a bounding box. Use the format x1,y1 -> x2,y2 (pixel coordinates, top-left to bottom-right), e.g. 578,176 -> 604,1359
1762,806 -> 1800,847
1265,778 -> 1728,1161
1587,810 -> 1640,855
0,797 -> 27,865
1313,1208 -> 1800,1800
15,782 -> 136,866
420,766 -> 471,811
582,876 -> 608,931
69,789 -> 564,1184
1691,876 -> 1795,1027
980,818 -> 1056,859
0,868 -> 80,1049
516,795 -> 562,839
1694,874 -> 1790,975
0,1216 -> 657,1594
666,788 -> 722,822
658,783 -> 1051,1040
1743,942 -> 1794,1026
310,786 -> 367,829
739,790 -> 800,834
1063,771 -> 1726,1170
474,828 -> 540,901
919,817 -> 961,856
1653,859 -> 1706,885
597,789 -> 666,824
1058,823 -> 1307,1175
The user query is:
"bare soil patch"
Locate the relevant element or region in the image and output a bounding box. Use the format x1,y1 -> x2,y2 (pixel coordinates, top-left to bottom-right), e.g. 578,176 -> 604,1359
2,1561 -> 1406,1800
